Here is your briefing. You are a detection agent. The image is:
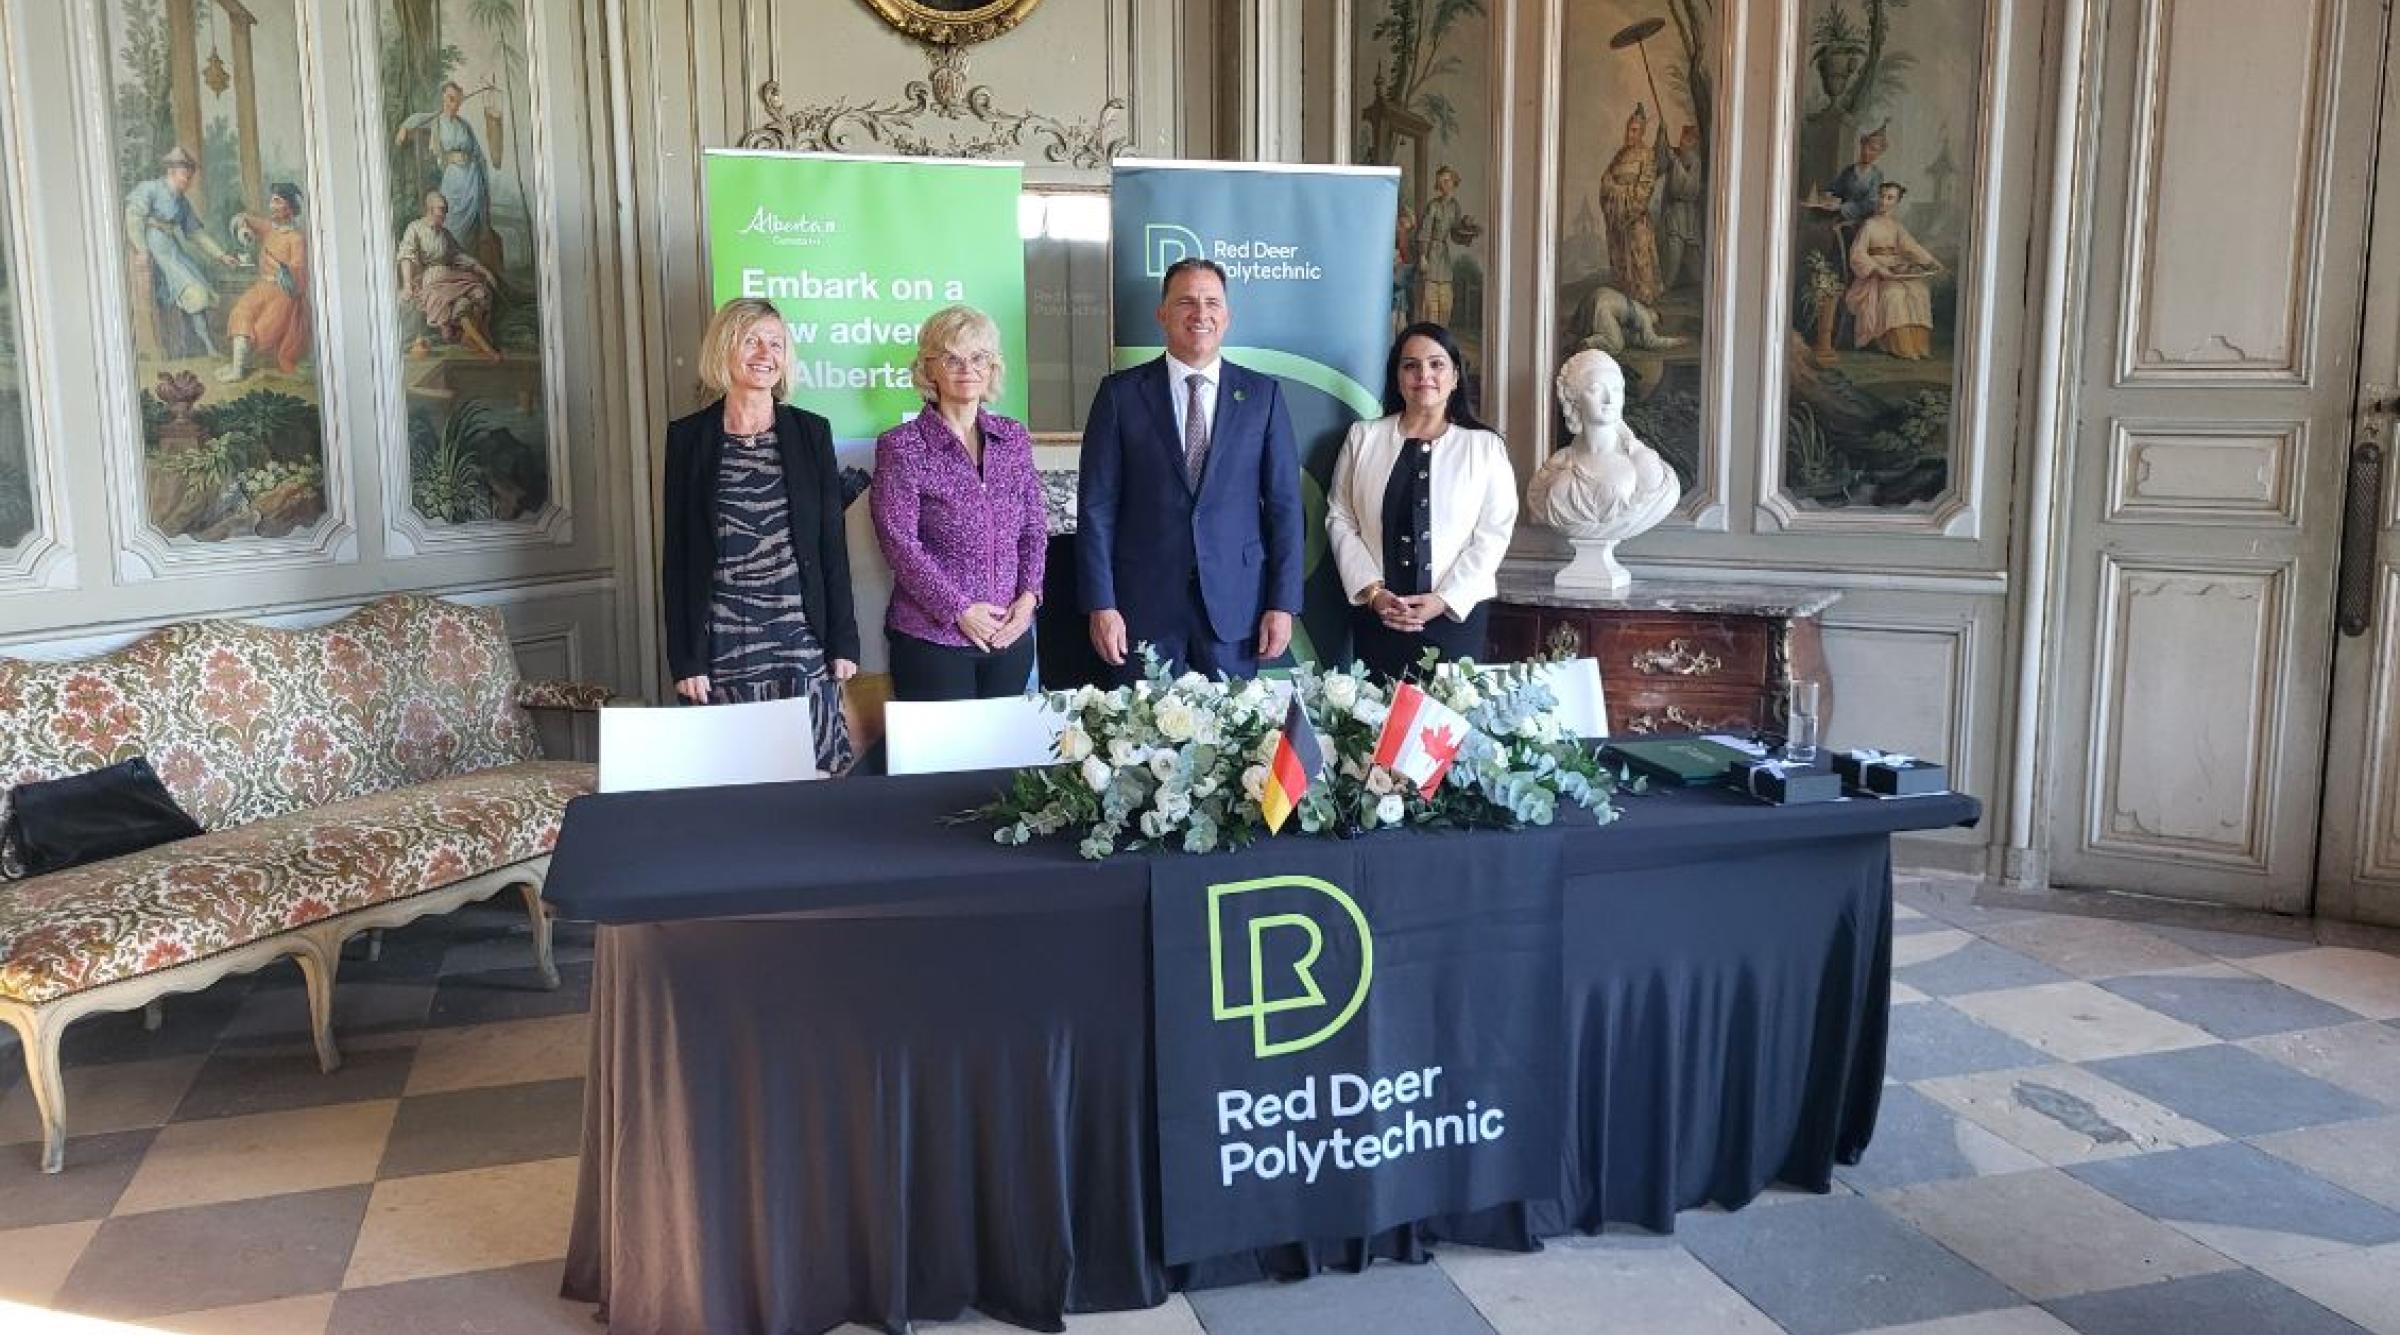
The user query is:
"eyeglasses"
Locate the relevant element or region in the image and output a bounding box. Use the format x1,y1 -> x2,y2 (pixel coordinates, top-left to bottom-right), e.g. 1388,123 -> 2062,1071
938,352 -> 997,374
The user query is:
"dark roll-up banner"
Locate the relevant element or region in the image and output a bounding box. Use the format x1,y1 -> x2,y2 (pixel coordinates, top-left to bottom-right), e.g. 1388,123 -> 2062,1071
1148,829 -> 1564,1264
1109,160 -> 1400,667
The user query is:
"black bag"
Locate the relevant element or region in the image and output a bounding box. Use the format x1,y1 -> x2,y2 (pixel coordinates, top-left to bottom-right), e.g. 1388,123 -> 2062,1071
5,757 -> 205,877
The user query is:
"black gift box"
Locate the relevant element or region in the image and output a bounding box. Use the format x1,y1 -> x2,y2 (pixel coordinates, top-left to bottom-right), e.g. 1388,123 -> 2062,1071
1832,749 -> 1950,797
1732,758 -> 1844,805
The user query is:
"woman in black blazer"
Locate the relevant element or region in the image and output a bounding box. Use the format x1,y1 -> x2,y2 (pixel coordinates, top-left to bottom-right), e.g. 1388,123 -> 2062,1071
661,297 -> 860,774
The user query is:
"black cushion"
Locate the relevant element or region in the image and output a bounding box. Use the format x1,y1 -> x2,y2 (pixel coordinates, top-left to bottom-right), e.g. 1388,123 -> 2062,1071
5,757 -> 205,877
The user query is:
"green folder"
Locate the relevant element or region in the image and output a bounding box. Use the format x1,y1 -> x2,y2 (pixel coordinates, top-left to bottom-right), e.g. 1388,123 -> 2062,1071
1597,736 -> 1755,787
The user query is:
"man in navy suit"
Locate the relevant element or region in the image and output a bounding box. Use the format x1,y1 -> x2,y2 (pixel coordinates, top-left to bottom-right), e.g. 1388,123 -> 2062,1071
1078,258 -> 1304,681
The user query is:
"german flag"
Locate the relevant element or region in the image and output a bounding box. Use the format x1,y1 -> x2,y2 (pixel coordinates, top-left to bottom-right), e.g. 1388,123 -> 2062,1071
1260,694 -> 1325,835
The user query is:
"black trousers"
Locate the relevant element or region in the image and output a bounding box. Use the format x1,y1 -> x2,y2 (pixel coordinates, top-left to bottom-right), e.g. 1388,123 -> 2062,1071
1349,602 -> 1489,682
887,629 -> 1038,701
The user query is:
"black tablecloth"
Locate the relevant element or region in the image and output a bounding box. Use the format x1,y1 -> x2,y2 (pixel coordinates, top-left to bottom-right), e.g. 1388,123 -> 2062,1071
551,773 -> 1979,1335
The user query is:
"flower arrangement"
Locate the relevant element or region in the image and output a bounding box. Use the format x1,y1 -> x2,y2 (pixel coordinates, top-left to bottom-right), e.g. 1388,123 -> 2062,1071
979,650 -> 1619,859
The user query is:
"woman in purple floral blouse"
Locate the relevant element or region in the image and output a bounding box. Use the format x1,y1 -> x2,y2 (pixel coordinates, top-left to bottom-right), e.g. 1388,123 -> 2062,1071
870,305 -> 1046,700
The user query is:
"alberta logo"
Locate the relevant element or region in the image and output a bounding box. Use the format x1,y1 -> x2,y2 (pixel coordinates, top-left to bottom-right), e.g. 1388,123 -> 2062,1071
1208,875 -> 1373,1059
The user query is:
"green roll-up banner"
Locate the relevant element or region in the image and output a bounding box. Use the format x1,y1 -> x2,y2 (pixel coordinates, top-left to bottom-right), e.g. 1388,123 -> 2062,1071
702,149 -> 1027,675
1107,160 -> 1401,666
703,150 -> 1029,439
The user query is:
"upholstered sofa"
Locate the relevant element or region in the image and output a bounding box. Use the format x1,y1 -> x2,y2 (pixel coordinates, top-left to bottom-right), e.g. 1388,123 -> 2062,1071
0,595 -> 605,1171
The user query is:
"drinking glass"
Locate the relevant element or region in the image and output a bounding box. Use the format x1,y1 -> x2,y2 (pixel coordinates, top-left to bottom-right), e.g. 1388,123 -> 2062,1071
1784,680 -> 1821,764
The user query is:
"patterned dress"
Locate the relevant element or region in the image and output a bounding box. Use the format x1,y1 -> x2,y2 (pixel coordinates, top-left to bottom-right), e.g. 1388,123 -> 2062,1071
706,430 -> 854,774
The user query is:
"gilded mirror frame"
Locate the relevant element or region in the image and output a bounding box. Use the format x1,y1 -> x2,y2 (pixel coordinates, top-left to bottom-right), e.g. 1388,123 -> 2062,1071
860,0 -> 1045,46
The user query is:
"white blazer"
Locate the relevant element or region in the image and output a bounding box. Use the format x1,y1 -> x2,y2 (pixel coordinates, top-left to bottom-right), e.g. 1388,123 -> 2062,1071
1325,415 -> 1519,621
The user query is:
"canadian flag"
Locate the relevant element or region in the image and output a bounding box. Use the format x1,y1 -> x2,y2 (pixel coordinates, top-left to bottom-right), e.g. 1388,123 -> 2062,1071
1373,682 -> 1472,794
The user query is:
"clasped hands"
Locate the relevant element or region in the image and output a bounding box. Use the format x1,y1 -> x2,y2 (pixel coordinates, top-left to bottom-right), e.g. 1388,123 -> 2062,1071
957,593 -> 1037,654
1368,585 -> 1448,633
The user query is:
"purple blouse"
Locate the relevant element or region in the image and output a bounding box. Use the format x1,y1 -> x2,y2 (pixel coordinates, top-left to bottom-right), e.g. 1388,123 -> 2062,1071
871,408 -> 1047,648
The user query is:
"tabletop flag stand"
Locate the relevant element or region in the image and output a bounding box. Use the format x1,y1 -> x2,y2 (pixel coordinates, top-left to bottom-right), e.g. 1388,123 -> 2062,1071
1374,683 -> 1470,794
1260,695 -> 1325,834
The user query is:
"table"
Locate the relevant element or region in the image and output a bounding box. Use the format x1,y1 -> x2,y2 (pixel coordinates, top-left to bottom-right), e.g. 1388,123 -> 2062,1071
548,770 -> 1977,1335
1487,561 -> 1841,737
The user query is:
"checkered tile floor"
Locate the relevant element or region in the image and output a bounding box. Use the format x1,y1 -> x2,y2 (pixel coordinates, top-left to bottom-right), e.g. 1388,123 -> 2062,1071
4,878 -> 2400,1334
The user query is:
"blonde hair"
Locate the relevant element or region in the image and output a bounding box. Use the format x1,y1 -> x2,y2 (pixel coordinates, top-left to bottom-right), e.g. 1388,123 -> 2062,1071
909,304 -> 1006,405
697,297 -> 791,402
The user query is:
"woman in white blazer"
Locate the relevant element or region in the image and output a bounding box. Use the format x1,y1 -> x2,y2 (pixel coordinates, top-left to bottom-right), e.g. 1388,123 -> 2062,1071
1326,322 -> 1520,679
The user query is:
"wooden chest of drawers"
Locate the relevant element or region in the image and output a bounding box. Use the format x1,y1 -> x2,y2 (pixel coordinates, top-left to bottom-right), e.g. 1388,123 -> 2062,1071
1487,567 -> 1839,738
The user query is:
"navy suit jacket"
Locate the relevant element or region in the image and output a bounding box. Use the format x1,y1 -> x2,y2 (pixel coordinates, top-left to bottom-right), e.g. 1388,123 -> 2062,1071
1076,356 -> 1305,645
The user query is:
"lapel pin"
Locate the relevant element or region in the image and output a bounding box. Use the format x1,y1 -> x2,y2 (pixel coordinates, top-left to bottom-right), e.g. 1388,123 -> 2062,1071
1233,389 -> 1247,402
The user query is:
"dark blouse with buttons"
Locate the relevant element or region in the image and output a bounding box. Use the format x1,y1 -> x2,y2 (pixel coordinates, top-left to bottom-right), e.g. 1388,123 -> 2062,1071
1380,436 -> 1436,596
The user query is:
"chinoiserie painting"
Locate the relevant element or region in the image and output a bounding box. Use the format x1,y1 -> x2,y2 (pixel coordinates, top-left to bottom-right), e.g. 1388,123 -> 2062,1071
105,0 -> 331,543
1351,0 -> 1493,388
1783,0 -> 1982,510
0,95 -> 32,551
1554,0 -> 1713,489
380,0 -> 552,526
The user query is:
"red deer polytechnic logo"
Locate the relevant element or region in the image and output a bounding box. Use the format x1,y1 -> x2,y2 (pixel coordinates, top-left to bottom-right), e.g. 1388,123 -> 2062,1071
1208,875 -> 1374,1059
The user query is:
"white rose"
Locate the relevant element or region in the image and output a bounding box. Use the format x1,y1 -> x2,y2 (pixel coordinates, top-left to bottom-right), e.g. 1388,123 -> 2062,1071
1080,756 -> 1113,793
1109,737 -> 1145,767
1323,674 -> 1359,709
1194,775 -> 1219,799
1071,685 -> 1104,712
1155,700 -> 1198,742
1449,681 -> 1483,710
1352,699 -> 1389,729
1253,733 -> 1283,764
1365,766 -> 1396,795
1148,752 -> 1179,782
1242,764 -> 1270,802
1155,787 -> 1192,821
1376,793 -> 1405,826
1056,725 -> 1094,762
1176,671 -> 1210,691
1140,809 -> 1170,839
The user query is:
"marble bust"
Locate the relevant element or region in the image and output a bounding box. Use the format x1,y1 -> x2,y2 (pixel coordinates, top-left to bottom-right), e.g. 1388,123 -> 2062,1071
1527,349 -> 1680,590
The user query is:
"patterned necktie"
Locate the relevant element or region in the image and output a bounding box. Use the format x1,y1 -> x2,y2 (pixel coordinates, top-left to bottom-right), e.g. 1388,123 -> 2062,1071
1183,372 -> 1211,486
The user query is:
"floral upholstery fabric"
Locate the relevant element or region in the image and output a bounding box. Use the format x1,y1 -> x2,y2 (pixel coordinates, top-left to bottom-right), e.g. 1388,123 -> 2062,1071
0,761 -> 590,1005
516,679 -> 614,712
0,596 -> 541,854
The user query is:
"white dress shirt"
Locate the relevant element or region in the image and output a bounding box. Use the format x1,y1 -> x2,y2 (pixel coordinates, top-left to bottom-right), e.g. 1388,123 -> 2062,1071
1325,415 -> 1519,621
1163,352 -> 1222,446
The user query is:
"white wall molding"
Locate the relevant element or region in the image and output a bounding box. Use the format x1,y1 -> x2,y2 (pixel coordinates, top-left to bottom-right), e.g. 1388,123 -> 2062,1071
1820,612 -> 1980,781
2103,417 -> 2308,528
1624,557 -> 2009,597
2002,0 -> 2100,887
2113,0 -> 2341,387
0,0 -> 77,595
2083,553 -> 2293,873
0,570 -> 619,658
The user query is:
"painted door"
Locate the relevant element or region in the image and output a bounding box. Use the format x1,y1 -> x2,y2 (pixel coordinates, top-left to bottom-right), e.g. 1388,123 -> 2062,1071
2048,0 -> 2389,912
2315,16 -> 2400,926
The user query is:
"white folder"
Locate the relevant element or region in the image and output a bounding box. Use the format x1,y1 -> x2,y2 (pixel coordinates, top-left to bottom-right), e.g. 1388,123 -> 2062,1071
597,695 -> 819,793
884,696 -> 1066,775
